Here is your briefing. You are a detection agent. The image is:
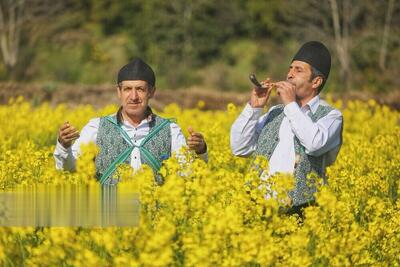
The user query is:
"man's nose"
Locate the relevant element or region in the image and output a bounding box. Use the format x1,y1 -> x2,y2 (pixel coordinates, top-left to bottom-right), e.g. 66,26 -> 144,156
129,89 -> 139,99
287,70 -> 294,80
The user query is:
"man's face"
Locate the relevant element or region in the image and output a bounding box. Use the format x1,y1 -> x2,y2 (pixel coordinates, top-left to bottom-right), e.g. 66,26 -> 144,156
117,80 -> 155,119
286,60 -> 318,100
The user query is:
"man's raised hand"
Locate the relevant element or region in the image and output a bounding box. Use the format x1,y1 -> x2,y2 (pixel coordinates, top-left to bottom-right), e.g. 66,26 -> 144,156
187,127 -> 207,154
274,81 -> 296,106
249,78 -> 275,108
58,122 -> 80,149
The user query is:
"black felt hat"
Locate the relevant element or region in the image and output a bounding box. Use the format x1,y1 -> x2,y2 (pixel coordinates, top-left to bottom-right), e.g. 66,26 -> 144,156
117,58 -> 155,87
292,41 -> 331,80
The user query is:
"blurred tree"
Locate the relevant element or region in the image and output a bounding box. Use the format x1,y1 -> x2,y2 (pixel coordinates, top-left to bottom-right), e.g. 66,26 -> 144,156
0,0 -> 24,73
329,0 -> 352,89
0,0 -> 64,78
0,0 -> 398,92
379,0 -> 395,71
244,0 -> 294,40
121,0 -> 248,87
282,0 -> 400,91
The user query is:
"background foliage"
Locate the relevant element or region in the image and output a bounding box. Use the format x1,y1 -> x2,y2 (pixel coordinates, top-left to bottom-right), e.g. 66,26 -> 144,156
0,0 -> 399,93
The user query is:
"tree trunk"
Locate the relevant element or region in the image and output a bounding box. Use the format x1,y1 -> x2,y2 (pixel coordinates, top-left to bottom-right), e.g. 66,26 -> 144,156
379,0 -> 395,71
329,0 -> 352,89
0,0 -> 25,77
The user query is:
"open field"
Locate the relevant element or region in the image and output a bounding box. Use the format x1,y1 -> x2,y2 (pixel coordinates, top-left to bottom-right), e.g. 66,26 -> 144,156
0,97 -> 399,266
1,82 -> 400,110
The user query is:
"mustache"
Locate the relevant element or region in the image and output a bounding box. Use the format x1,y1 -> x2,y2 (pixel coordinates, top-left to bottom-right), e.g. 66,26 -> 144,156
127,100 -> 141,104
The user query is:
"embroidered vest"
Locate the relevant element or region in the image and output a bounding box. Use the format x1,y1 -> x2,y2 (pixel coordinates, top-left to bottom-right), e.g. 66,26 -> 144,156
254,103 -> 334,206
95,114 -> 172,185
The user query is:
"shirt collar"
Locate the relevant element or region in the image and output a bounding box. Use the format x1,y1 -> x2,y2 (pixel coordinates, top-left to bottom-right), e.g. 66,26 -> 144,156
304,95 -> 320,114
121,106 -> 155,128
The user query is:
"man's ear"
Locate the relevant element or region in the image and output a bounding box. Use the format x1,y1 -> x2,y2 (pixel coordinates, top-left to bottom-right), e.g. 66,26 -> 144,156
149,86 -> 156,98
117,86 -> 122,99
312,76 -> 323,90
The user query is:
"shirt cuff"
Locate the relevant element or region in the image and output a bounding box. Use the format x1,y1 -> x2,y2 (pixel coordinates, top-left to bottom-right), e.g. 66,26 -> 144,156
55,139 -> 72,157
243,103 -> 263,120
283,101 -> 301,118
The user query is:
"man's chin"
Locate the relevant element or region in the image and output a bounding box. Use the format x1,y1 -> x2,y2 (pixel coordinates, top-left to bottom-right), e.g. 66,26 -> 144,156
124,107 -> 145,116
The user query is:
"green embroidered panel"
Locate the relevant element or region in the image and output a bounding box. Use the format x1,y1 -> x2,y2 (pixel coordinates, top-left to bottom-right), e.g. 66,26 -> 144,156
95,114 -> 171,185
254,104 -> 285,160
254,103 -> 335,206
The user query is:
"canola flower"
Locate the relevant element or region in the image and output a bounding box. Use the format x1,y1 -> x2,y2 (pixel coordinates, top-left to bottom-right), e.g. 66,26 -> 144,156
0,96 -> 399,266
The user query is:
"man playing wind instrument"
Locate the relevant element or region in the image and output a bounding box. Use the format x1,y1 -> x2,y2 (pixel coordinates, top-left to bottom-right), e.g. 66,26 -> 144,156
54,58 -> 207,185
231,41 -> 343,216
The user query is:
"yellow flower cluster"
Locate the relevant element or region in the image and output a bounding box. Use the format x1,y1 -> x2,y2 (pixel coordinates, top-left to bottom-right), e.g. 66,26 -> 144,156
0,97 -> 399,266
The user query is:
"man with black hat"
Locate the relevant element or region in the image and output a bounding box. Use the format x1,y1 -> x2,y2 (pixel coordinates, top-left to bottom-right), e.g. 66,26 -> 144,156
54,58 -> 207,185
230,41 -> 343,215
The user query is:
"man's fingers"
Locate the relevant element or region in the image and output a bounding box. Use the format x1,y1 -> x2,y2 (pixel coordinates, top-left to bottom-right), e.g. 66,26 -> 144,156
63,132 -> 80,140
60,129 -> 79,138
60,131 -> 79,142
60,126 -> 74,134
188,141 -> 203,147
255,86 -> 267,93
260,78 -> 271,87
274,81 -> 287,87
189,132 -> 203,138
188,137 -> 204,144
188,142 -> 203,147
188,127 -> 194,135
60,126 -> 77,136
274,81 -> 285,89
60,123 -> 71,131
274,82 -> 292,95
61,134 -> 79,142
60,121 -> 72,128
276,84 -> 291,93
276,87 -> 284,96
254,87 -> 268,97
188,138 -> 204,145
60,135 -> 79,145
275,81 -> 294,90
188,142 -> 207,154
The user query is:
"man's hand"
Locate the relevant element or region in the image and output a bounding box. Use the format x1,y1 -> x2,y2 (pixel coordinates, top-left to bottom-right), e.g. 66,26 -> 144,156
274,81 -> 296,106
58,122 -> 80,149
187,127 -> 207,154
250,78 -> 275,108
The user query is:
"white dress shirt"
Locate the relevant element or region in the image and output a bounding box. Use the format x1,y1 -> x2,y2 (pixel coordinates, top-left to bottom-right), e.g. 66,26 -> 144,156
54,115 -> 207,171
230,95 -> 343,175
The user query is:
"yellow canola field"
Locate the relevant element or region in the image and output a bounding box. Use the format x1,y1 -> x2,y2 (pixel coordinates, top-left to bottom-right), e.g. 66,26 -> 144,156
0,97 -> 399,266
